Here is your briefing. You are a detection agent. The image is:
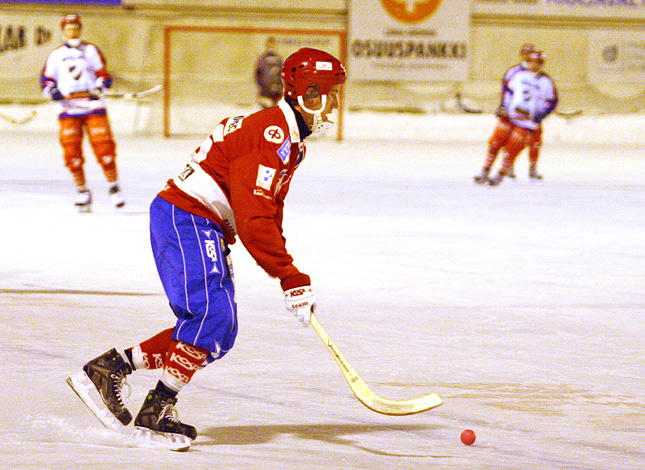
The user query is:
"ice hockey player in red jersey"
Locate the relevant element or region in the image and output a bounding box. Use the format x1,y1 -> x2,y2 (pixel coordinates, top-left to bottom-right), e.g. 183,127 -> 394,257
66,47 -> 346,451
474,50 -> 558,186
41,14 -> 125,211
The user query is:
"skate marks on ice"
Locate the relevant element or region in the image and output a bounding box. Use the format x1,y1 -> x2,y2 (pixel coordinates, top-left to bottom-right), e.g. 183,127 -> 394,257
26,415 -> 131,449
198,423 -> 451,458
23,415 -> 450,459
442,382 -> 644,415
0,288 -> 161,296
0,179 -> 148,214
26,415 -> 191,453
437,381 -> 645,461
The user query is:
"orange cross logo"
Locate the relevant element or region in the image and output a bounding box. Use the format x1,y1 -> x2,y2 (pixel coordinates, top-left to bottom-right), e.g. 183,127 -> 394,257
380,0 -> 442,23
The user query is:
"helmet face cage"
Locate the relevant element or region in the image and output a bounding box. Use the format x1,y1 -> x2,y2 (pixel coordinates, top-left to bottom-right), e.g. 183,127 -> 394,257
61,14 -> 82,30
281,48 -> 346,100
528,51 -> 544,65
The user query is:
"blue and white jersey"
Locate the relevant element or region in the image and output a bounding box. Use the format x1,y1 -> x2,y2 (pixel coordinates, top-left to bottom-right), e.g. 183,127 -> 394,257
40,41 -> 112,117
503,70 -> 558,130
499,62 -> 526,108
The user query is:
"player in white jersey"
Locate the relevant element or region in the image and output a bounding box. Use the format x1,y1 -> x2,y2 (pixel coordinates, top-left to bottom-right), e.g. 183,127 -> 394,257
475,43 -> 544,183
500,43 -> 534,179
41,14 -> 125,211
474,51 -> 558,186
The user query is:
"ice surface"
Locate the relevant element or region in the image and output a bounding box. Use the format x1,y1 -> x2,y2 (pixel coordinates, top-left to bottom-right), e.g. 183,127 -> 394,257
1,103 -> 644,469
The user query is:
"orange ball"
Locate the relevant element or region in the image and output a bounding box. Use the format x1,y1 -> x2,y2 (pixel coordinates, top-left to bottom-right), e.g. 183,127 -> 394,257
460,429 -> 476,445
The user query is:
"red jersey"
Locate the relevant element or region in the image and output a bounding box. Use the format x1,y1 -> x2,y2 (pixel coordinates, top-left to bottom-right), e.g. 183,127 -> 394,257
159,99 -> 310,289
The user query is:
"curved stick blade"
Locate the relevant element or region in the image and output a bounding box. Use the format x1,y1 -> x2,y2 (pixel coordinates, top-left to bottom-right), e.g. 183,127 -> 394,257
310,313 -> 443,415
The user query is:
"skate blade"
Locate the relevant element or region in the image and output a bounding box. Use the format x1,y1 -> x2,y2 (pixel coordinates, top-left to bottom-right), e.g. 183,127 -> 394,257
75,205 -> 92,213
66,371 -> 125,432
131,427 -> 192,452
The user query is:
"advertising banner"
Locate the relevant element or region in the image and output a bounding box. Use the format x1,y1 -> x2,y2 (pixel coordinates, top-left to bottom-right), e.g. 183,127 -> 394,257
472,0 -> 645,20
0,12 -> 57,87
587,29 -> 645,82
347,0 -> 471,81
1,1 -> 121,4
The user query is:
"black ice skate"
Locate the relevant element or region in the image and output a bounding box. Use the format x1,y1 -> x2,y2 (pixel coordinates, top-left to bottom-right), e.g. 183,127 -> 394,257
529,166 -> 544,180
473,168 -> 490,184
507,165 -> 516,179
134,389 -> 197,441
487,172 -> 505,186
66,348 -> 133,430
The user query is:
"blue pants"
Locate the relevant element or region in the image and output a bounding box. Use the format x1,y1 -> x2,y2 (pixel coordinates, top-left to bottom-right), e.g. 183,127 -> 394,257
150,196 -> 237,361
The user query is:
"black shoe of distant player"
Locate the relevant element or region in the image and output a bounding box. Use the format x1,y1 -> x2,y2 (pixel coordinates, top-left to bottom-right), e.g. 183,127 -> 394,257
487,172 -> 505,186
473,168 -> 490,184
82,348 -> 133,425
134,389 -> 197,440
74,188 -> 92,213
108,184 -> 126,208
529,166 -> 544,180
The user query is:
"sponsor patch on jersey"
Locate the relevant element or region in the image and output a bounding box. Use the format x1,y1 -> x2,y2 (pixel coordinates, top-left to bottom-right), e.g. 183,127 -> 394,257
274,169 -> 287,195
177,164 -> 194,181
256,164 -> 276,191
316,61 -> 332,71
277,136 -> 291,163
224,116 -> 244,136
264,126 -> 284,144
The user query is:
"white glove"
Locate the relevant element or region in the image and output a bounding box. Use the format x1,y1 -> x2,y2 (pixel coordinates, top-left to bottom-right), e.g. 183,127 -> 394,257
90,78 -> 107,100
284,286 -> 316,326
43,84 -> 63,101
89,87 -> 104,100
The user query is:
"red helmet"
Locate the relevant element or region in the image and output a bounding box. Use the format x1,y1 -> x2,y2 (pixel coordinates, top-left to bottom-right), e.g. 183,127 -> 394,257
281,48 -> 346,100
61,14 -> 82,30
520,43 -> 535,55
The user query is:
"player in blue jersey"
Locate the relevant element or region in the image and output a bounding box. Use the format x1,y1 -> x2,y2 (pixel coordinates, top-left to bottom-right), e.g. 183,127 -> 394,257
254,36 -> 284,109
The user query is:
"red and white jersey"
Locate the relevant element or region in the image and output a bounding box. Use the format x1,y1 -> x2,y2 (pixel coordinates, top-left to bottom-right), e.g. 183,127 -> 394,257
499,62 -> 526,107
502,62 -> 527,84
41,41 -> 112,117
159,99 -> 309,288
503,70 -> 558,130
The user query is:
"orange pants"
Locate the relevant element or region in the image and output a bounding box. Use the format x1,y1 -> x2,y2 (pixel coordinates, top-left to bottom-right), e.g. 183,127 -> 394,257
484,119 -> 537,174
527,127 -> 542,166
59,112 -> 117,187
